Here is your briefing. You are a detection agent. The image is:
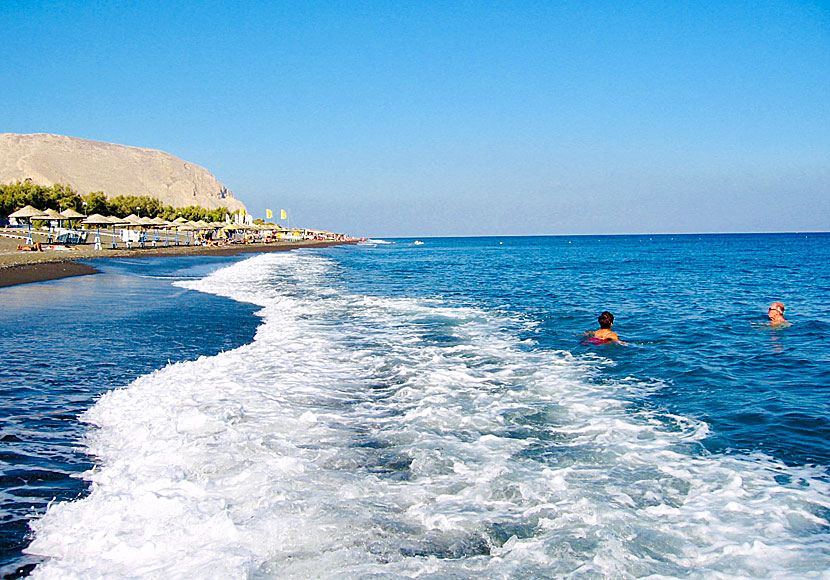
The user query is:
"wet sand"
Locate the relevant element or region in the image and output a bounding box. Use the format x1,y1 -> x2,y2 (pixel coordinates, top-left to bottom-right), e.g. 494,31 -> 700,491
0,229 -> 355,288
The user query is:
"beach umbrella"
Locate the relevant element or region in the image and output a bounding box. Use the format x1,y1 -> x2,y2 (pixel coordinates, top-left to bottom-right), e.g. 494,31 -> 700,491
82,213 -> 112,249
193,220 -> 213,244
171,216 -> 188,244
33,208 -> 64,220
221,223 -> 242,242
60,208 -> 85,229
81,213 -> 111,225
106,215 -> 129,249
178,223 -> 198,245
60,208 -> 85,219
119,214 -> 146,247
57,208 -> 87,244
135,216 -> 156,246
9,205 -> 44,245
33,208 -> 65,243
9,205 -> 43,219
148,217 -> 169,245
170,218 -> 185,244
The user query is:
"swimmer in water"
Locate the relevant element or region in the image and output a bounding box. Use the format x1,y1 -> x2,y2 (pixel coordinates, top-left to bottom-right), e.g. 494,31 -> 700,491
768,301 -> 788,326
592,311 -> 620,342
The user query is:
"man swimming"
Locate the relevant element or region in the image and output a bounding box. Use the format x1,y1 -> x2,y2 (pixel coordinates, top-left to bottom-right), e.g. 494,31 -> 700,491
593,311 -> 620,342
768,302 -> 788,326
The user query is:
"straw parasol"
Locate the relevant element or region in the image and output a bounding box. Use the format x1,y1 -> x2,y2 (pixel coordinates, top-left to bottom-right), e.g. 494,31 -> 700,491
118,214 -> 150,247
9,205 -> 44,244
146,216 -> 168,244
32,208 -> 66,242
60,208 -> 86,220
34,208 -> 64,220
9,205 -> 43,219
82,213 -> 113,250
107,215 -> 129,249
168,217 -> 185,244
177,222 -> 199,245
80,213 -> 110,225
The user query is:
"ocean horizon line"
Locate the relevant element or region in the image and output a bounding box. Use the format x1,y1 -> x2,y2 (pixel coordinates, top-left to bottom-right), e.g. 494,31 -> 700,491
376,230 -> 829,239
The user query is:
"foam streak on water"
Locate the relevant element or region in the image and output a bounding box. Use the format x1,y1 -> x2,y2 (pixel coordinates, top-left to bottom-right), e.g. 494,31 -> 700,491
27,252 -> 830,579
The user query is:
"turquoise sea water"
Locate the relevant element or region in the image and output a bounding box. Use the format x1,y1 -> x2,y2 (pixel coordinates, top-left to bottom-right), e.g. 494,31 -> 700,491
0,234 -> 828,578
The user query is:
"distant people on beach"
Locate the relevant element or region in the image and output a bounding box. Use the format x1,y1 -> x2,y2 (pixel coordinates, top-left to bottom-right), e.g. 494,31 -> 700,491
768,302 -> 789,326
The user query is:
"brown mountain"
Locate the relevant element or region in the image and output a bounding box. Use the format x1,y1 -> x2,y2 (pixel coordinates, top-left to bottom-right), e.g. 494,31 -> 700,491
0,133 -> 245,212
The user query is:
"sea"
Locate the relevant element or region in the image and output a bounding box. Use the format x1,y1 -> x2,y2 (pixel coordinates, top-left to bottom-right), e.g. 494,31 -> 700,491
0,233 -> 828,579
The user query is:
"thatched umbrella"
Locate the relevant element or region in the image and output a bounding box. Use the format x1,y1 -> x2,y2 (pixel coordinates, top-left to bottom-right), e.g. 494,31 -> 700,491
170,217 -> 188,245
106,215 -> 129,249
31,208 -> 65,243
9,205 -> 44,245
8,204 -> 42,219
147,216 -> 169,245
178,222 -> 199,245
59,208 -> 87,243
60,208 -> 85,220
119,214 -> 145,247
81,213 -> 113,250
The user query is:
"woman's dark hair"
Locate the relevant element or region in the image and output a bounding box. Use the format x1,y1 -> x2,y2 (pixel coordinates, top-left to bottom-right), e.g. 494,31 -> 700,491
598,311 -> 614,329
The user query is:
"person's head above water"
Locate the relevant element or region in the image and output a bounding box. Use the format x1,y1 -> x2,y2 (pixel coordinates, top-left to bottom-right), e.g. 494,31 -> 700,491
591,311 -> 620,342
768,302 -> 786,323
598,311 -> 614,329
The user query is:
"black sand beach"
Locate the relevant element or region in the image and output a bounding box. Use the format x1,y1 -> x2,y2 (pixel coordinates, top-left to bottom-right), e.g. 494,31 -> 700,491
0,230 -> 355,288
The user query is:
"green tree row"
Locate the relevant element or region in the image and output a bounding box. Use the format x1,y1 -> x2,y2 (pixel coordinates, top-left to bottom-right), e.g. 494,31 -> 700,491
1,181 -> 234,223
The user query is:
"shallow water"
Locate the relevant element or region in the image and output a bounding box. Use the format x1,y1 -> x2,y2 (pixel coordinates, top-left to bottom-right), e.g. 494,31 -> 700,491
2,234 -> 829,578
0,256 -> 260,578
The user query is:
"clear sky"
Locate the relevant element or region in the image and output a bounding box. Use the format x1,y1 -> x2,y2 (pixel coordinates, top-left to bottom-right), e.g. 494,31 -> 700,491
2,1 -> 828,236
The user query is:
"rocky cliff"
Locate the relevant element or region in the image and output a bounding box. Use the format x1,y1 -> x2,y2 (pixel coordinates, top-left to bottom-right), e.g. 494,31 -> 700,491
0,133 -> 245,212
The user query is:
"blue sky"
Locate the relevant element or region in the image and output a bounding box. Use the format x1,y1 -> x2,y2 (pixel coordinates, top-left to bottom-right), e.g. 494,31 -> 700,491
2,1 -> 827,236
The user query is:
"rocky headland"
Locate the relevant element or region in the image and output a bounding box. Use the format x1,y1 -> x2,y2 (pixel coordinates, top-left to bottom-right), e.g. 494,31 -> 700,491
0,133 -> 245,212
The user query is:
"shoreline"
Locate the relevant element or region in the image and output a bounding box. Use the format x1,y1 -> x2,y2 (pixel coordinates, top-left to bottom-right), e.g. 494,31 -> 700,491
0,237 -> 355,288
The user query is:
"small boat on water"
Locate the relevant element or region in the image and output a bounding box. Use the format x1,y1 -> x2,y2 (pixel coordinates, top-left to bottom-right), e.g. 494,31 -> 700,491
413,240 -> 424,245
358,238 -> 394,246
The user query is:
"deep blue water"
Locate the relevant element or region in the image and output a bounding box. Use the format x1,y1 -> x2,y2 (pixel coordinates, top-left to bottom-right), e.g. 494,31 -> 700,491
341,234 -> 830,467
0,233 -> 828,578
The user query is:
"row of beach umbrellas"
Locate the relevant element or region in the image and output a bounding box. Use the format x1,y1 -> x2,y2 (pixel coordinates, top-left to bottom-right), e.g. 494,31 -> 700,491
8,205 -> 87,244
8,204 -> 281,248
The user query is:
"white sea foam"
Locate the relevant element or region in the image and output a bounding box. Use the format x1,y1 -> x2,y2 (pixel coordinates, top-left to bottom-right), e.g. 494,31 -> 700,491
27,252 -> 830,579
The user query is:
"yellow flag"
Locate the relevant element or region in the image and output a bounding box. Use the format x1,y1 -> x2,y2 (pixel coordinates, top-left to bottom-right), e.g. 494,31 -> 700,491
266,209 -> 272,219
280,209 -> 287,220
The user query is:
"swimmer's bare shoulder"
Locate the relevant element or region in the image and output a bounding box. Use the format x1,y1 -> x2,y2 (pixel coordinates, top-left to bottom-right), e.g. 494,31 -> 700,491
593,329 -> 620,341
